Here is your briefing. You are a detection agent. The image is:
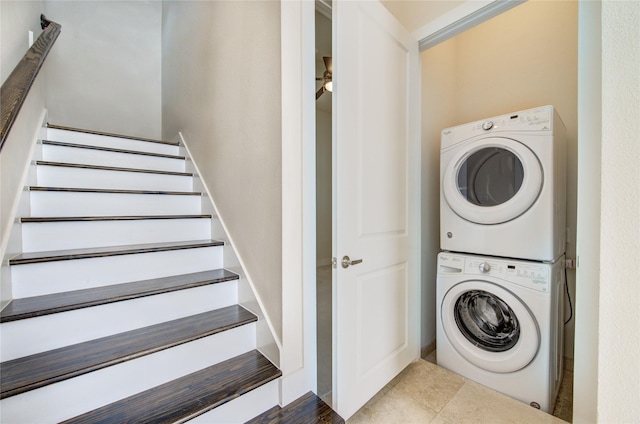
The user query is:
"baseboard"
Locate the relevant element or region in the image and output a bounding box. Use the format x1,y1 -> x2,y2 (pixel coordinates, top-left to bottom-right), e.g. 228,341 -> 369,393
421,340 -> 436,359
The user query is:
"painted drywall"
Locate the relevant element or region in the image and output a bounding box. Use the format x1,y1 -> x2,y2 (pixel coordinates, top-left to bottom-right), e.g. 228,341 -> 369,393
0,0 -> 46,308
43,1 -> 162,139
420,0 -> 578,356
420,37 -> 458,350
596,1 -> 640,421
381,0 -> 466,34
161,1 -> 283,341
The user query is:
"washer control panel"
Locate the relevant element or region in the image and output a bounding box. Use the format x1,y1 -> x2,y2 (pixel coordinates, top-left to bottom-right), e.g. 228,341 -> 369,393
466,258 -> 550,292
439,253 -> 551,293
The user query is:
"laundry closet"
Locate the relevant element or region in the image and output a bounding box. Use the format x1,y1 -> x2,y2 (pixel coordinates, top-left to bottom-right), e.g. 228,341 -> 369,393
418,0 -> 578,364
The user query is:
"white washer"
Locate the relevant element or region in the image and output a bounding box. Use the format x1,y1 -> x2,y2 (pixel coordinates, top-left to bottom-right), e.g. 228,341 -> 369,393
440,105 -> 566,262
436,252 -> 564,413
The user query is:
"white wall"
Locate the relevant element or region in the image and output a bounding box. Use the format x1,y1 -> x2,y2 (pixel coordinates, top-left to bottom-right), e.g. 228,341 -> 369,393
44,1 -> 162,139
574,1 -> 640,422
161,1 -> 283,342
420,0 -> 578,355
0,0 -> 47,309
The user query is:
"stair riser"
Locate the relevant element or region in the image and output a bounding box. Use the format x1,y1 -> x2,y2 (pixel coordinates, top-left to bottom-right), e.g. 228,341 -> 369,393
42,144 -> 185,173
21,219 -> 211,252
46,128 -> 180,156
1,281 -> 238,361
30,191 -> 202,216
0,323 -> 256,424
11,246 -> 224,297
37,166 -> 193,192
189,379 -> 279,424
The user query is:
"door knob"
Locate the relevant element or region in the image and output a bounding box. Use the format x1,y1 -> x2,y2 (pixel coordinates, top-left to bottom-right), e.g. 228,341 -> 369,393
342,255 -> 363,268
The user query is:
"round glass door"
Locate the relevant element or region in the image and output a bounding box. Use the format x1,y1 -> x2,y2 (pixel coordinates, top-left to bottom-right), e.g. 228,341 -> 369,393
441,280 -> 539,373
457,148 -> 524,207
454,290 -> 520,352
442,138 -> 543,225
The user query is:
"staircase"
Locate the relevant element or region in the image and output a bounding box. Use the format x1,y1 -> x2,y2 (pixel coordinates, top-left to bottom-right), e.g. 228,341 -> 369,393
0,125 -> 281,423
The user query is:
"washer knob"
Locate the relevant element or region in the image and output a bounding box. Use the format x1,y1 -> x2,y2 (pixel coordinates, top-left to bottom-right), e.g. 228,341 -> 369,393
482,120 -> 494,130
479,262 -> 491,273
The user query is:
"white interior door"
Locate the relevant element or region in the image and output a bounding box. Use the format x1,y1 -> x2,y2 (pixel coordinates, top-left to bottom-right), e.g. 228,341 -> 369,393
332,0 -> 420,419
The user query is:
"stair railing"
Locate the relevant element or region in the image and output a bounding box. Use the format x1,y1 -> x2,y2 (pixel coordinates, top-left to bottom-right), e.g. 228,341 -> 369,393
0,14 -> 61,152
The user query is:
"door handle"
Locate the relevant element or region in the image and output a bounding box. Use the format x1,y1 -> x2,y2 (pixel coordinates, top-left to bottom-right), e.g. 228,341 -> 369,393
341,255 -> 363,268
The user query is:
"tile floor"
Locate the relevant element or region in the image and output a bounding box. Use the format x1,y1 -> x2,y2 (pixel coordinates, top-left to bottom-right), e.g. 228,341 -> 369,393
347,352 -> 572,424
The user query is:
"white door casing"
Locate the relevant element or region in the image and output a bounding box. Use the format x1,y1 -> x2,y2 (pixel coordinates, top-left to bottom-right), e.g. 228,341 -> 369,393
332,0 -> 420,419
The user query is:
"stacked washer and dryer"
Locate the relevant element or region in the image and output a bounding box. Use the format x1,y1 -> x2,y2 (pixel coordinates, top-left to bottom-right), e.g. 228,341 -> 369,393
436,105 -> 567,413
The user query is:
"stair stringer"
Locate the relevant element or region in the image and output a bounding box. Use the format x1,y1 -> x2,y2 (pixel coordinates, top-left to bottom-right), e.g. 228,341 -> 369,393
0,113 -> 47,311
178,132 -> 281,368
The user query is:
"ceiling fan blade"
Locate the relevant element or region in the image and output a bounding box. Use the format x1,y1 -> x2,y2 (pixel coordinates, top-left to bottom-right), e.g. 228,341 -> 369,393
316,85 -> 326,100
323,56 -> 332,74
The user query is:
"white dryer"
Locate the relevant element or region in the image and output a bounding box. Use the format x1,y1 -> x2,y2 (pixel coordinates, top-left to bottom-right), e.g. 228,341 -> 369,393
436,252 -> 564,413
440,105 -> 567,262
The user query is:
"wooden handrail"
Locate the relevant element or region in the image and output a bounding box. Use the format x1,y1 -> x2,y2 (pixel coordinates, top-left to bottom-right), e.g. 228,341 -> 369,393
0,14 -> 61,152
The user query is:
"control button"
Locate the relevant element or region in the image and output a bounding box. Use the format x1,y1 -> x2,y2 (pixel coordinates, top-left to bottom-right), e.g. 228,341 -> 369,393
479,262 -> 491,273
482,120 -> 494,130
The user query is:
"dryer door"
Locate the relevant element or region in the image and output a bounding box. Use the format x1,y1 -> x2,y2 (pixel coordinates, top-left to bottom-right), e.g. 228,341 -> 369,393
441,280 -> 539,373
443,137 -> 542,224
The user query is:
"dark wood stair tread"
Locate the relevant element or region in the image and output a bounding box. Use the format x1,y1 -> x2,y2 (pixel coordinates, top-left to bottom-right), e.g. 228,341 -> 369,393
42,140 -> 185,160
246,392 -> 345,424
9,239 -> 223,265
0,269 -> 238,323
21,214 -> 211,223
61,350 -> 280,424
36,160 -> 193,177
0,305 -> 257,399
29,186 -> 201,196
47,123 -> 179,146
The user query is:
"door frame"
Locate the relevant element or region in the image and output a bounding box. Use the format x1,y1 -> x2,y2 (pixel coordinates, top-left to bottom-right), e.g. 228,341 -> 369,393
279,0 -> 568,408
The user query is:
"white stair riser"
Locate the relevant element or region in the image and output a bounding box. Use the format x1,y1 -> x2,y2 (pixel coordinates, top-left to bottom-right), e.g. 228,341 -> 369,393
42,144 -> 185,173
11,246 -> 224,297
21,218 -> 211,252
30,191 -> 202,216
0,323 -> 256,424
189,379 -> 279,424
1,281 -> 238,361
37,165 -> 193,192
46,128 -> 180,156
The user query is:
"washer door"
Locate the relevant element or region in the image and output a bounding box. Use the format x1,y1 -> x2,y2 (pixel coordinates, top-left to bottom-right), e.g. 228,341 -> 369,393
441,280 -> 540,373
443,137 -> 543,224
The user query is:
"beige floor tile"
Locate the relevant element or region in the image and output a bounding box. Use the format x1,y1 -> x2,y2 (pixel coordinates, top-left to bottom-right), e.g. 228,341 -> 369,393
392,360 -> 466,413
431,380 -> 568,424
347,383 -> 438,424
552,369 -> 574,422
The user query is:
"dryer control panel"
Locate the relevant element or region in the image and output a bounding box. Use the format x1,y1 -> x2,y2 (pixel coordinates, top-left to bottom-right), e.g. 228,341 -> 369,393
441,105 -> 555,150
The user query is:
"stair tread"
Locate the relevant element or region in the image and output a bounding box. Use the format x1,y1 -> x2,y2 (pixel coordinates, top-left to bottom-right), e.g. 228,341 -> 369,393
37,160 -> 193,177
0,269 -> 238,323
42,140 -> 185,160
61,350 -> 280,424
0,305 -> 258,399
21,214 -> 211,223
47,123 -> 179,146
246,392 -> 345,424
9,239 -> 224,265
29,186 -> 201,196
